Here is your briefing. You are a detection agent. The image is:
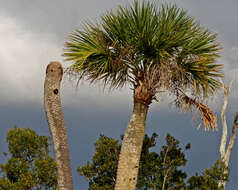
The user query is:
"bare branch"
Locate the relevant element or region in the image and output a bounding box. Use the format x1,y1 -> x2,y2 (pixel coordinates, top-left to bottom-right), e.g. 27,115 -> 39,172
219,79 -> 235,161
224,112 -> 238,164
218,79 -> 236,190
219,81 -> 230,159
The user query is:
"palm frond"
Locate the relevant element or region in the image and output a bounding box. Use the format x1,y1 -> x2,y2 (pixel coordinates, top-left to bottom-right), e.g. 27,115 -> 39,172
173,92 -> 217,131
182,95 -> 217,131
63,0 -> 223,108
64,23 -> 130,88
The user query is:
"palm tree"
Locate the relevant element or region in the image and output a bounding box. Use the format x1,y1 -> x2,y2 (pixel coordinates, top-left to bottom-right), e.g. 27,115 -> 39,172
44,62 -> 74,190
63,1 -> 223,189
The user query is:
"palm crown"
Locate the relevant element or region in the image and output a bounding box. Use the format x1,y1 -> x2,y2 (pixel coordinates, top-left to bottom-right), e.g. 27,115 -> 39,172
64,1 -> 223,128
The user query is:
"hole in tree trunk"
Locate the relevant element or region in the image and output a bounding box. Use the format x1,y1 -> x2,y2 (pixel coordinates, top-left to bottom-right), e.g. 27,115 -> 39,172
53,89 -> 58,94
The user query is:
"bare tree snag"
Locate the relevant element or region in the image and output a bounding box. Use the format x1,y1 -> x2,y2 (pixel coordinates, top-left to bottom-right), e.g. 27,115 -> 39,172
218,80 -> 237,189
44,62 -> 74,190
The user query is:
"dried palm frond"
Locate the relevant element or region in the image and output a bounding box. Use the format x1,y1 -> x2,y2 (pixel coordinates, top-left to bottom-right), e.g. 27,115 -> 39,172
181,95 -> 217,131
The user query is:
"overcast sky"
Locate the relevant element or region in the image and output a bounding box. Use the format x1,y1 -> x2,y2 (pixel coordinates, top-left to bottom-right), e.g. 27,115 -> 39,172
0,0 -> 238,189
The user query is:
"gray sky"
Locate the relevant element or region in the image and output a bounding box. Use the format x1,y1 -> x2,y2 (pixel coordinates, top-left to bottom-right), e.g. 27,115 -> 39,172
0,0 -> 238,189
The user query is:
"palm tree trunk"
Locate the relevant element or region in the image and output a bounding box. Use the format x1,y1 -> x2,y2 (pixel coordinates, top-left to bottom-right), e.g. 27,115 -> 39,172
44,62 -> 74,190
115,100 -> 149,190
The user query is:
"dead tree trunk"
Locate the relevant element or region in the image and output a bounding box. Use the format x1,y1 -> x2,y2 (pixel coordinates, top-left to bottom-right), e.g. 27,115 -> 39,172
218,80 -> 238,189
44,62 -> 74,190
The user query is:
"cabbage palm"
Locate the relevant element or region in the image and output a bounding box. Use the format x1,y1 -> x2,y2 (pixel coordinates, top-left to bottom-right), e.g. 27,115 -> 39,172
64,1 -> 223,189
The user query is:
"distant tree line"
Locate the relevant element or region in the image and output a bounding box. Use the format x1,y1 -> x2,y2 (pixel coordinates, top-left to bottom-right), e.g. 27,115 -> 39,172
78,132 -> 228,190
0,127 -> 229,190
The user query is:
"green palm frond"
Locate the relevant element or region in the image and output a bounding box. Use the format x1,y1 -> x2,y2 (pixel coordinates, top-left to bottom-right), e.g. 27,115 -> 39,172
64,23 -> 130,88
63,0 -> 223,96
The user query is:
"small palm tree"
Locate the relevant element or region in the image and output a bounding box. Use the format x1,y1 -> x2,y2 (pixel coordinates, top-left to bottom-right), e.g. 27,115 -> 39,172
63,1 -> 223,189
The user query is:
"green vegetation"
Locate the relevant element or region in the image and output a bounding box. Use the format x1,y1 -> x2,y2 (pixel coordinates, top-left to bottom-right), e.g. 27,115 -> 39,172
0,127 -> 229,190
187,159 -> 229,190
78,133 -> 228,190
0,127 -> 57,190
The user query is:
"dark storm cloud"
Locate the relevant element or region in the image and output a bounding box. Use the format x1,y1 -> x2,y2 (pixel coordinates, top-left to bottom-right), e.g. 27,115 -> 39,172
1,0 -> 237,46
177,0 -> 238,47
